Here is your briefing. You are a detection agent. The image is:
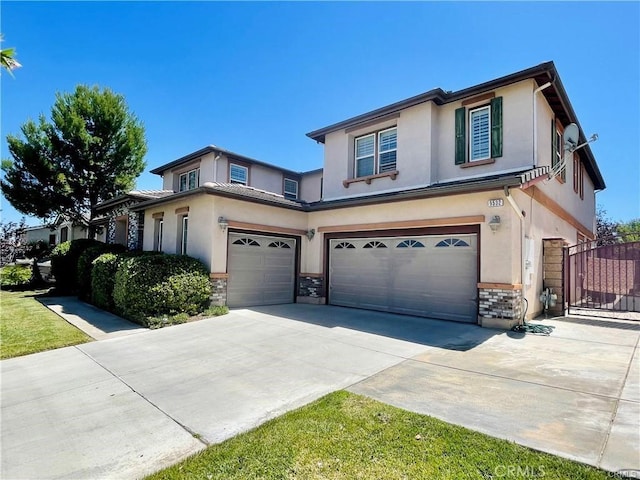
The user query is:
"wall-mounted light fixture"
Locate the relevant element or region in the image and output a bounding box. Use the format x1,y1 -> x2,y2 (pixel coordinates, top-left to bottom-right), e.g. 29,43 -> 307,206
306,228 -> 315,240
488,215 -> 501,233
218,216 -> 228,231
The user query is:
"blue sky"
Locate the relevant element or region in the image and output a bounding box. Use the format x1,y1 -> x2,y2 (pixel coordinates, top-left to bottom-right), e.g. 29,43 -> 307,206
1,1 -> 638,226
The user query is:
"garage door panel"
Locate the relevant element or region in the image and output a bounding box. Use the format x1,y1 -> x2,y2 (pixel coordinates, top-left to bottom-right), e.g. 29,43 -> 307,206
227,233 -> 296,308
329,234 -> 478,323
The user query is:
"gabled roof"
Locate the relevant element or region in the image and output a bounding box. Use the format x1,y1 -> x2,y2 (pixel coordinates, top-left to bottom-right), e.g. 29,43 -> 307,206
306,61 -> 604,191
149,145 -> 307,178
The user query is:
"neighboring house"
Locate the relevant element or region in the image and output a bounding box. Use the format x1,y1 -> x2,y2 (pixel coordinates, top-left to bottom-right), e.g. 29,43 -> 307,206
132,62 -> 605,328
93,190 -> 174,250
25,215 -> 91,246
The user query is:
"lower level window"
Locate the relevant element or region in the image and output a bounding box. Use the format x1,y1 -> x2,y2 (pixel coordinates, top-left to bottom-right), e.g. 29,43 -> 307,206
180,216 -> 188,255
154,219 -> 163,252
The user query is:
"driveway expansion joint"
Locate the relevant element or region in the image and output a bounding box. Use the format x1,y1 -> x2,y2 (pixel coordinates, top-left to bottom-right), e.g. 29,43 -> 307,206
75,345 -> 210,447
596,334 -> 640,468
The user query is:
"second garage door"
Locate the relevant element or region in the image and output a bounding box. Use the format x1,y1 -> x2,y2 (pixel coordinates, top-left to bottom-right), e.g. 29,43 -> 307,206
227,232 -> 296,307
328,234 -> 478,323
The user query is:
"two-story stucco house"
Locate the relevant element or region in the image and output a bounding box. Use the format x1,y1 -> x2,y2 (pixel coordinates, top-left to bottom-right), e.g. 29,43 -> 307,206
132,62 -> 605,328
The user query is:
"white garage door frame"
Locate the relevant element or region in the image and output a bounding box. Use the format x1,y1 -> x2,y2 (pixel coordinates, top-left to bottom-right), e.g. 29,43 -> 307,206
226,230 -> 301,308
324,225 -> 480,322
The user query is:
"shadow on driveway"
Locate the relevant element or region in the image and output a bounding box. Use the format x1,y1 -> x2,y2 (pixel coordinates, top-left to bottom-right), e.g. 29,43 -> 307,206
242,303 -> 501,351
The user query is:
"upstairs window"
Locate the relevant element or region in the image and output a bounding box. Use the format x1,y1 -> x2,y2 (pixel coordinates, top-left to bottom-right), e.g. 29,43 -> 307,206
284,178 -> 298,200
179,168 -> 199,192
230,163 -> 248,185
455,96 -> 502,165
551,121 -> 566,182
354,127 -> 397,178
469,106 -> 491,161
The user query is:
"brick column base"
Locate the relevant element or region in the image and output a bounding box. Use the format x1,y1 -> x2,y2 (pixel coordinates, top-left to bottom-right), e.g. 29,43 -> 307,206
297,274 -> 325,305
478,285 -> 523,329
209,275 -> 228,306
543,238 -> 568,316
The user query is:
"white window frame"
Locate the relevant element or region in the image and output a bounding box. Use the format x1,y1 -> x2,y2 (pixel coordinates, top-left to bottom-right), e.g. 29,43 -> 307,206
180,216 -> 188,255
179,168 -> 200,192
154,219 -> 163,252
284,178 -> 298,199
354,127 -> 397,178
469,105 -> 491,162
230,163 -> 248,185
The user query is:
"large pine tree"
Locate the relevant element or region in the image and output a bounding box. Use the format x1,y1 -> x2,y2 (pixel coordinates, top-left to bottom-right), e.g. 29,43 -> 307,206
1,85 -> 147,237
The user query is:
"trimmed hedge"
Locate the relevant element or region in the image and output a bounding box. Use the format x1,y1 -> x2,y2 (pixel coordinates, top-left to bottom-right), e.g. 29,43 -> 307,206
77,244 -> 127,301
51,239 -> 103,295
112,254 -> 210,324
90,253 -> 119,311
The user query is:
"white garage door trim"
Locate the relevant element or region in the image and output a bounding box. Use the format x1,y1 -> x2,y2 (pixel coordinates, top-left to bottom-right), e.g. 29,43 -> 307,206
227,232 -> 297,308
328,233 -> 478,323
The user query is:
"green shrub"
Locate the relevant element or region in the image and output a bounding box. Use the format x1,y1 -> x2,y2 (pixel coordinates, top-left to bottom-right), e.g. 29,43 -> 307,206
203,305 -> 229,317
51,239 -> 103,295
113,254 -> 210,324
90,253 -> 119,311
0,264 -> 32,289
146,312 -> 190,329
77,244 -> 127,301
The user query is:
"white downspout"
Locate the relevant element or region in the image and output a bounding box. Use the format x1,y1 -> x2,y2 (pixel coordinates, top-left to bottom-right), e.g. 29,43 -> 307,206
504,186 -> 527,321
213,154 -> 221,182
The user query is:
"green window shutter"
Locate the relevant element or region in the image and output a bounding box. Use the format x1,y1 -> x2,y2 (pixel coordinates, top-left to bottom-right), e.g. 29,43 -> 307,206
455,107 -> 466,164
490,96 -> 503,158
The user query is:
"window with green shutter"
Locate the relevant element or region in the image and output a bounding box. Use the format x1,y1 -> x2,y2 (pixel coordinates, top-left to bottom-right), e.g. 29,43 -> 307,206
455,96 -> 503,165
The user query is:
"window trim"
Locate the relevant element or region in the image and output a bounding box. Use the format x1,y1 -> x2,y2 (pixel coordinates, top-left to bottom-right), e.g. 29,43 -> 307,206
179,215 -> 188,255
229,163 -> 249,185
353,126 -> 397,179
283,178 -> 299,200
179,168 -> 200,192
468,104 -> 492,162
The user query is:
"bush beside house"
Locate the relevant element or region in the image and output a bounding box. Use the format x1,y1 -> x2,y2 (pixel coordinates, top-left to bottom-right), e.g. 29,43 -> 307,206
77,244 -> 127,301
0,264 -> 31,289
51,239 -> 103,294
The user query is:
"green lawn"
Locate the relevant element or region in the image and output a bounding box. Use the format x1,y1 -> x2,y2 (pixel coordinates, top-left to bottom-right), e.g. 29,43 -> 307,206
147,391 -> 609,480
0,289 -> 91,359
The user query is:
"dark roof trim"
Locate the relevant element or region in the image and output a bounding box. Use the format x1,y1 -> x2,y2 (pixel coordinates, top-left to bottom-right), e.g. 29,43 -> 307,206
149,145 -> 303,177
131,170 -> 527,213
130,186 -> 306,213
306,62 -> 556,143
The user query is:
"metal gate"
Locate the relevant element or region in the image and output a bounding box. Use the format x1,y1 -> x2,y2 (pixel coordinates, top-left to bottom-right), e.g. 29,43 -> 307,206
567,241 -> 640,315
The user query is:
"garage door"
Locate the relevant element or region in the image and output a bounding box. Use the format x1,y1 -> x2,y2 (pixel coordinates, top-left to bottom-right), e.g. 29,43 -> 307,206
329,234 -> 477,322
227,233 -> 296,307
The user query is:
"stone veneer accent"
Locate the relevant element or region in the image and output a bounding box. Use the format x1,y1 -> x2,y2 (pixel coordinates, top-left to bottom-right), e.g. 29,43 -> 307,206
105,201 -> 142,250
543,238 -> 568,316
297,274 -> 325,304
209,275 -> 228,306
478,284 -> 523,329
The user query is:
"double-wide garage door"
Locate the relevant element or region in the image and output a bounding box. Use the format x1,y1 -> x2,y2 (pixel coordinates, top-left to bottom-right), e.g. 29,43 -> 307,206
329,234 -> 478,323
227,232 -> 296,307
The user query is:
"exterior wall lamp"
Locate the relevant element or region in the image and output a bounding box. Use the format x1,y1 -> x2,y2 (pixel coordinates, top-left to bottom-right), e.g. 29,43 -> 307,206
218,216 -> 228,231
488,215 -> 501,233
306,228 -> 315,240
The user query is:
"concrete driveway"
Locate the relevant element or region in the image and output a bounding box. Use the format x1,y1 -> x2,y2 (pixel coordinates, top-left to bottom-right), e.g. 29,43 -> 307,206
1,305 -> 638,479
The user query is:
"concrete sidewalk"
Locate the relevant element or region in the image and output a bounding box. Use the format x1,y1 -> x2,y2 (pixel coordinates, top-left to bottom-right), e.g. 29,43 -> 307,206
39,297 -> 147,340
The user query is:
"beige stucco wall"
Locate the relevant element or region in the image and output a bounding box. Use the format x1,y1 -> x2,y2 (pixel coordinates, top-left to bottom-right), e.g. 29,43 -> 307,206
300,170 -> 322,202
435,80 -> 535,183
534,96 -> 597,232
307,190 -> 520,286
25,226 -> 54,244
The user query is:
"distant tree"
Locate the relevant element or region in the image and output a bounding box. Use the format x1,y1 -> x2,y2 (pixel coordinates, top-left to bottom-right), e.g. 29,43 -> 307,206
24,240 -> 51,287
595,206 -> 619,245
616,218 -> 640,242
0,217 -> 27,266
0,34 -> 22,76
1,85 -> 147,237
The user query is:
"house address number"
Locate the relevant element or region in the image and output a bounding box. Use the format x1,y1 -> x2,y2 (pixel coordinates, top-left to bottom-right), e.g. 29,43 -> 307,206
488,198 -> 504,207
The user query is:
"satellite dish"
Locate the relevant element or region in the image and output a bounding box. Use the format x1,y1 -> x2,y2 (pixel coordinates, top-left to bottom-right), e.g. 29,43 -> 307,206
564,123 -> 579,151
